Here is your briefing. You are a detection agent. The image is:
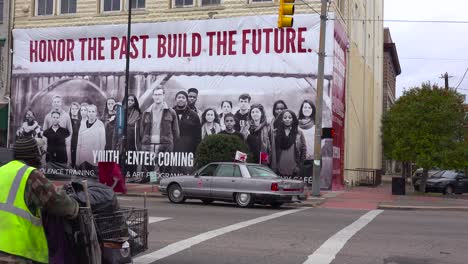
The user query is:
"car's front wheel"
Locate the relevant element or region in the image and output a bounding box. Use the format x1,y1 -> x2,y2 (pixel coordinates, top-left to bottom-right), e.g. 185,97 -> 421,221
235,193 -> 254,208
168,184 -> 186,203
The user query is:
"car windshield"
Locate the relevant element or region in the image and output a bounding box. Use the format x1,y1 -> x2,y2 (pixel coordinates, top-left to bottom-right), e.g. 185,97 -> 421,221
439,171 -> 458,179
429,171 -> 445,178
246,165 -> 279,178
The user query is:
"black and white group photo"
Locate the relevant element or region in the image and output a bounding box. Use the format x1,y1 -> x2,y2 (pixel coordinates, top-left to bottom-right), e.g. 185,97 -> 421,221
10,74 -> 334,188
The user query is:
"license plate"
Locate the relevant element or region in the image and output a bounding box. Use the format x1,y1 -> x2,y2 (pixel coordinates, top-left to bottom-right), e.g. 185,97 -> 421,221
291,195 -> 299,202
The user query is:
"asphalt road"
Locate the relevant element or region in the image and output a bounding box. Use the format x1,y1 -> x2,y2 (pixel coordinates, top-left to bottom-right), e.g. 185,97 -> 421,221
117,196 -> 468,264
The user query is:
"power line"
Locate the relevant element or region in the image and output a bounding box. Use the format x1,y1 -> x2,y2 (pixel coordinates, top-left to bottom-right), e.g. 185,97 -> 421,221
455,68 -> 468,90
330,18 -> 468,24
298,0 -> 321,16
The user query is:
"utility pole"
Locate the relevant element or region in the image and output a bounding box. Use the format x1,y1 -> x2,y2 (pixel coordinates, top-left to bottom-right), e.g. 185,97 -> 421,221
440,72 -> 451,90
312,0 -> 328,197
122,0 -> 133,173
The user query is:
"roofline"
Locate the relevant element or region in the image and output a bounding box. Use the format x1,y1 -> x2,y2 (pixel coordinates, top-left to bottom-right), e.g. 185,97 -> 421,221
384,43 -> 402,75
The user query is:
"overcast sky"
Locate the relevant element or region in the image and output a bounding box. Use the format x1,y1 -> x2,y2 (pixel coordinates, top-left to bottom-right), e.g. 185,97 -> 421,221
384,0 -> 468,101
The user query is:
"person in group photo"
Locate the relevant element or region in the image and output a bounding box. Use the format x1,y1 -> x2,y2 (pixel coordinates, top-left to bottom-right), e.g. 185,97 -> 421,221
76,104 -> 106,169
219,113 -> 244,140
16,109 -> 43,138
201,108 -> 221,139
173,90 -> 201,153
121,94 -> 142,175
102,97 -> 117,150
219,100 -> 233,130
298,99 -> 316,179
244,103 -> 271,164
43,95 -> 72,133
43,111 -> 71,164
68,102 -> 82,168
234,93 -> 251,132
271,100 -> 288,129
80,103 -> 89,122
187,88 -> 199,114
272,109 -> 306,177
140,85 -> 179,180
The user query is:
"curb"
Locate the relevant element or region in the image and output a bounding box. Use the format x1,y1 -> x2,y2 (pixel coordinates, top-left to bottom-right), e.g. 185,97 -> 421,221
118,193 -> 326,208
118,193 -> 166,198
378,204 -> 468,212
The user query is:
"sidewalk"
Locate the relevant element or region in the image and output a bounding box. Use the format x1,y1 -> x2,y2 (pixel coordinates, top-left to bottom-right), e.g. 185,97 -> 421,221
52,180 -> 468,211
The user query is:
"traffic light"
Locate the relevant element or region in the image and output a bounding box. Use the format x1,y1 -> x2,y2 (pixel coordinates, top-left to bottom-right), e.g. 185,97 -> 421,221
278,0 -> 295,28
322,127 -> 335,139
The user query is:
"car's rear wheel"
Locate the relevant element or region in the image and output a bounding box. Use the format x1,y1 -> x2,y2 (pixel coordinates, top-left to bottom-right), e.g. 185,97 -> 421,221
444,185 -> 454,195
270,202 -> 283,209
201,199 -> 214,205
235,193 -> 254,208
168,184 -> 186,203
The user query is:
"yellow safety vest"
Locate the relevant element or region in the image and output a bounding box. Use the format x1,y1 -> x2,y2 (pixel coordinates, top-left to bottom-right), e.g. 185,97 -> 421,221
0,160 -> 49,263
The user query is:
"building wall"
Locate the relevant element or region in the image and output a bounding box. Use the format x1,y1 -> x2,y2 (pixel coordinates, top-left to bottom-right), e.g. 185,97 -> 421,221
0,0 -> 9,99
11,0 -> 384,186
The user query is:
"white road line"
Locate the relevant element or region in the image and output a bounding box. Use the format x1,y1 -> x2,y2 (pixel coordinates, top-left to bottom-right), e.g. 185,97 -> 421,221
303,209 -> 384,264
117,197 -> 133,201
148,217 -> 171,224
134,208 -> 309,264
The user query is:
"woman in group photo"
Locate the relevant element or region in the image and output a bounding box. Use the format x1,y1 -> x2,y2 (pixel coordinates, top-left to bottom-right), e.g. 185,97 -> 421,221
68,102 -> 82,168
272,109 -> 306,176
298,99 -> 316,178
76,104 -> 106,169
244,103 -> 271,164
219,100 -> 233,130
201,108 -> 221,139
16,109 -> 42,138
102,97 -> 117,150
271,100 -> 288,129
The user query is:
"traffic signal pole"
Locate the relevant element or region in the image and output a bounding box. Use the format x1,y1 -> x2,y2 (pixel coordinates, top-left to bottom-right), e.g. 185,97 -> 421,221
312,0 -> 328,197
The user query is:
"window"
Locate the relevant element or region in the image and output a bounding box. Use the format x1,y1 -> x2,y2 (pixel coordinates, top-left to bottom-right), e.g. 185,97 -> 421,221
201,0 -> 220,6
102,0 -> 121,12
60,0 -> 77,14
246,165 -> 279,178
0,0 -> 3,23
36,0 -> 54,16
215,165 -> 242,177
198,164 -> 218,176
131,0 -> 146,9
173,0 -> 194,8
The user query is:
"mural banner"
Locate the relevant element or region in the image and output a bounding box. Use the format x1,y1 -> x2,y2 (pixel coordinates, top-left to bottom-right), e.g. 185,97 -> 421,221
11,14 -> 341,189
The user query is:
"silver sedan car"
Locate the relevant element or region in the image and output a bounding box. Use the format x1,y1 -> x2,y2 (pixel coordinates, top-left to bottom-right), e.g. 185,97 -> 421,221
159,162 -> 306,208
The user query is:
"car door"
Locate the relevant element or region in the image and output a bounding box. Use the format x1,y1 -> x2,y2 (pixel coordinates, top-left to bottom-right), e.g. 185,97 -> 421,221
211,164 -> 243,200
186,164 -> 218,198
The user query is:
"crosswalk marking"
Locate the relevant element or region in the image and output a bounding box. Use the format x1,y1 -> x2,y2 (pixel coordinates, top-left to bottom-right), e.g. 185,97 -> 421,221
134,208 -> 309,264
148,217 -> 171,224
302,209 -> 384,264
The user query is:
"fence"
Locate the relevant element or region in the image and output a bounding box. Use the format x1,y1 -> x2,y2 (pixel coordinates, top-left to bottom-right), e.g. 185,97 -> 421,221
344,168 -> 382,187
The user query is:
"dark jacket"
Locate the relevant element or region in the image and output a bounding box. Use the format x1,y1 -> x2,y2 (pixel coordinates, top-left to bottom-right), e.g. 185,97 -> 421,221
234,110 -> 250,132
173,106 -> 202,153
140,103 -> 179,151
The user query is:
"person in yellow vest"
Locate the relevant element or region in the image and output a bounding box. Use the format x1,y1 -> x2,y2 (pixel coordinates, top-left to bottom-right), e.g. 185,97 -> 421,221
0,137 -> 79,263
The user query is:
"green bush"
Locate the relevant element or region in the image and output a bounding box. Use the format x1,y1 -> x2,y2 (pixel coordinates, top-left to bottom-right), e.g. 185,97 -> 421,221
195,134 -> 253,168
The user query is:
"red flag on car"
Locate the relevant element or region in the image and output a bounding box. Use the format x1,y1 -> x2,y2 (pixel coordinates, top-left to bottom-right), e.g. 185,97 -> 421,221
260,152 -> 269,164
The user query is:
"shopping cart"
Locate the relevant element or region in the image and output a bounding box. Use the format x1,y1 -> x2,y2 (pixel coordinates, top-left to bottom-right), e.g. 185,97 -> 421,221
73,207 -> 149,264
70,181 -> 148,264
